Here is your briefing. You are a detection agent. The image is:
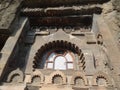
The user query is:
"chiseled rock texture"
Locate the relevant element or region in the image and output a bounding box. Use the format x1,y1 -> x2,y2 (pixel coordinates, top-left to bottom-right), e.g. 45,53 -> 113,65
0,0 -> 120,90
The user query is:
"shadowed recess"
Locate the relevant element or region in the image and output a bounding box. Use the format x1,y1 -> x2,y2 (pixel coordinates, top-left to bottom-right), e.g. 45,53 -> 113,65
23,0 -> 110,8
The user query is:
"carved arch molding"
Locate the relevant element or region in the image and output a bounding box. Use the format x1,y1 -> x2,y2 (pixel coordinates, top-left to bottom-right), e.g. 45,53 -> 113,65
33,40 -> 85,69
7,68 -> 24,83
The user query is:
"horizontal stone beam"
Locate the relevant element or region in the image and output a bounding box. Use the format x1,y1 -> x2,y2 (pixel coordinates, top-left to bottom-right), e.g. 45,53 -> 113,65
21,7 -> 102,17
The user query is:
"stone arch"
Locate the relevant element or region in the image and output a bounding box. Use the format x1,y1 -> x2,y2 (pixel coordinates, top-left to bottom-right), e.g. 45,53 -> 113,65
31,75 -> 41,84
92,71 -> 112,86
49,70 -> 67,84
7,68 -> 24,83
52,75 -> 63,84
71,72 -> 88,86
31,69 -> 44,83
33,40 -> 84,69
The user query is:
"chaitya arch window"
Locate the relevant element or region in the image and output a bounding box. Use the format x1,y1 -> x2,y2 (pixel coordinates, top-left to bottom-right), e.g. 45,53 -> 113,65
34,40 -> 84,70
74,77 -> 84,86
45,49 -> 74,70
96,77 -> 107,86
32,76 -> 41,83
52,75 -> 63,84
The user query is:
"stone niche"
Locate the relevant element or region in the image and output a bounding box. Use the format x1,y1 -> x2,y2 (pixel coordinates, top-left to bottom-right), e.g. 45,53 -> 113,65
25,85 -> 40,90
